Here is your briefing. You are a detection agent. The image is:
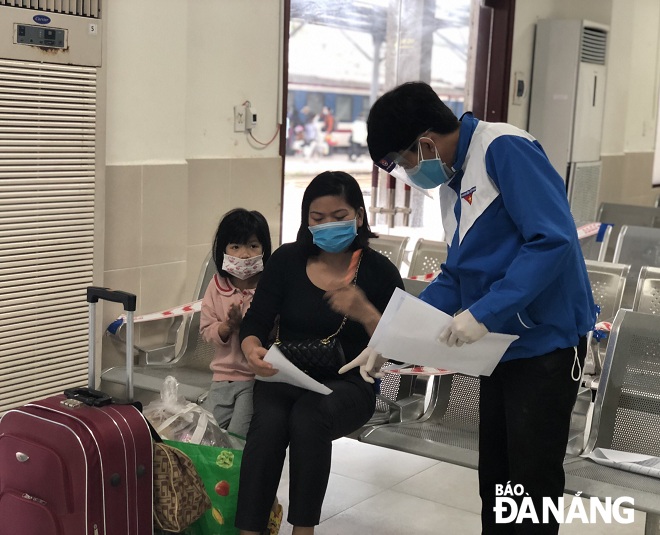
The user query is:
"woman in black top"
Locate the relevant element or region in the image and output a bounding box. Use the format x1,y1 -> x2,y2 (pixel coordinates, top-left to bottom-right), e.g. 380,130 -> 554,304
236,171 -> 404,535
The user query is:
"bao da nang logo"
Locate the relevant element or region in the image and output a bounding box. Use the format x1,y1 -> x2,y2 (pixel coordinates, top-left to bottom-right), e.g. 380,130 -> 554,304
494,483 -> 635,524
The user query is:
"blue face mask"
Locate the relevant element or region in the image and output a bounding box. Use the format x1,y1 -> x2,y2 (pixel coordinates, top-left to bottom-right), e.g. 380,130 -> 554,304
407,159 -> 454,189
308,218 -> 358,253
405,138 -> 456,189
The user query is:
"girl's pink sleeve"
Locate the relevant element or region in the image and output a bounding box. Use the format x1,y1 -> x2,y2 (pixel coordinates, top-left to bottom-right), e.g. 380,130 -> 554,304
199,282 -> 229,345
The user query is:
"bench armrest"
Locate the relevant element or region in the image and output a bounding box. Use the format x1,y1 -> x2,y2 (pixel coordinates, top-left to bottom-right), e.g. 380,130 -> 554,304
108,316 -> 184,365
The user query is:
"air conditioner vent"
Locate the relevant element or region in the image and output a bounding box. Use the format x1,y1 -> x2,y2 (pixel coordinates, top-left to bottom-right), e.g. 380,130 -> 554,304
0,0 -> 101,19
0,58 -> 96,412
581,27 -> 607,65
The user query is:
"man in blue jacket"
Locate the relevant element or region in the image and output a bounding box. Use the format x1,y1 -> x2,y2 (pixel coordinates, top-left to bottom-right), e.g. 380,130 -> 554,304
366,82 -> 596,534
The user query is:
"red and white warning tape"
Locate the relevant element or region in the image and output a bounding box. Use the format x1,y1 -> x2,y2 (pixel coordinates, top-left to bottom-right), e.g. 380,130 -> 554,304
576,222 -> 602,240
408,271 -> 441,281
116,299 -> 202,324
595,321 -> 612,333
386,365 -> 454,376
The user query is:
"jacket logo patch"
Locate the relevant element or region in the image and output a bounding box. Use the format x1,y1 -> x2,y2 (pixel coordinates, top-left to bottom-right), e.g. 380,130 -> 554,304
460,186 -> 476,205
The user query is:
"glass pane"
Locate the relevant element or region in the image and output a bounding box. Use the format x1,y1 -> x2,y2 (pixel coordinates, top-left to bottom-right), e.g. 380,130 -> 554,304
284,0 -> 474,276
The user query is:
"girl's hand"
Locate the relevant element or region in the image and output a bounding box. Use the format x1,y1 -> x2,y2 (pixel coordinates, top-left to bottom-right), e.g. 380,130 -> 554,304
217,304 -> 242,342
226,304 -> 243,330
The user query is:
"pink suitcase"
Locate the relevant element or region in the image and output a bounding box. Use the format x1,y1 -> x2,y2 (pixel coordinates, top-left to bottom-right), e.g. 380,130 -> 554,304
0,287 -> 153,535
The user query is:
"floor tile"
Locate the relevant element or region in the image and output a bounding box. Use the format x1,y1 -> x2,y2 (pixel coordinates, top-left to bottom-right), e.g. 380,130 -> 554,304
271,438 -> 648,535
329,437 -> 440,488
277,472 -> 386,525
392,461 -> 481,514
313,489 -> 481,535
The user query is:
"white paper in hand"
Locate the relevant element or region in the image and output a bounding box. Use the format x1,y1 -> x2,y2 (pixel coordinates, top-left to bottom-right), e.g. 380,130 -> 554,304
369,288 -> 518,377
256,345 -> 333,395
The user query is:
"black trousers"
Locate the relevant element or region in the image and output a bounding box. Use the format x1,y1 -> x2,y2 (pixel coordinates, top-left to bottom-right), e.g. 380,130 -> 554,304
234,377 -> 375,532
479,337 -> 586,535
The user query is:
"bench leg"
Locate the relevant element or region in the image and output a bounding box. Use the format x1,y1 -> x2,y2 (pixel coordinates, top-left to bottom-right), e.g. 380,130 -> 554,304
646,513 -> 660,535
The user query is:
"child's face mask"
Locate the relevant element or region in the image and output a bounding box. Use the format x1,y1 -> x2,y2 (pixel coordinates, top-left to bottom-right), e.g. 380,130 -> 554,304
222,254 -> 264,280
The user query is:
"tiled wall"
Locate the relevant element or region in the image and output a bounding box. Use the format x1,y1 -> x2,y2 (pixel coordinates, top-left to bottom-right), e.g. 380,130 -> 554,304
98,151 -> 655,370
101,157 -> 282,369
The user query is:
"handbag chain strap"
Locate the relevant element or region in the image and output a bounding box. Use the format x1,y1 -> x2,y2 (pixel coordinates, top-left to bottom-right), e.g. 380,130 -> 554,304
276,249 -> 363,344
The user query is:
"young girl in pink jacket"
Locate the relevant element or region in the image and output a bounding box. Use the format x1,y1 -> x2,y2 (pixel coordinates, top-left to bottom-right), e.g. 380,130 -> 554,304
200,208 -> 271,437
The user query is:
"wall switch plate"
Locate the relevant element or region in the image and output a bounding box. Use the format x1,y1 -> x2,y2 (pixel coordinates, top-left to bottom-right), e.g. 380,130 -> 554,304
512,72 -> 526,106
234,105 -> 246,132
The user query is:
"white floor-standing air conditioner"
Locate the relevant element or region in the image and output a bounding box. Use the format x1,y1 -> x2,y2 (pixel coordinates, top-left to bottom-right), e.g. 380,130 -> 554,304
528,19 -> 608,222
0,1 -> 103,412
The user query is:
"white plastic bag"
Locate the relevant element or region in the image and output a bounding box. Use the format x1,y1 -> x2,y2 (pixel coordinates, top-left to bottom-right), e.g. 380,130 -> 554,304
144,376 -> 236,448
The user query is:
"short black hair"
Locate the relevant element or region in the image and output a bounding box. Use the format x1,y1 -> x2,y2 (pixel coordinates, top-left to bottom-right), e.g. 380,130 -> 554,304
296,171 -> 376,256
212,208 -> 272,278
367,81 -> 460,162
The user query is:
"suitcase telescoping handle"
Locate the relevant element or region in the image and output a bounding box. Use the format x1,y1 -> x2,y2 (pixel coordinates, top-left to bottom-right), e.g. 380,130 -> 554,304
87,286 -> 137,311
86,286 -> 137,402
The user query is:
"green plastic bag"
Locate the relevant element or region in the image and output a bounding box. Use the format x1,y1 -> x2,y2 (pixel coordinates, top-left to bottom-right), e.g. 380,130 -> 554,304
165,440 -> 243,535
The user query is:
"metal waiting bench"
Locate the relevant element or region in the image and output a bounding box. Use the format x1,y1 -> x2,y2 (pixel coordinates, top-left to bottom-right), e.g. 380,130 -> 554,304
563,309 -> 660,534
359,276 -> 433,430
370,235 -> 409,269
597,202 -> 660,262
100,252 -> 217,404
576,220 -> 612,262
360,371 -> 591,471
359,278 -> 591,469
361,372 -> 482,469
613,225 -> 660,309
633,266 -> 660,315
408,238 -> 447,279
585,259 -> 629,323
583,260 -> 630,385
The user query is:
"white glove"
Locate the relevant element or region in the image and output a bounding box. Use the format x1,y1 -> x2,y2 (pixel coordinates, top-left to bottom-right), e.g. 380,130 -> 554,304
438,309 -> 488,347
338,347 -> 387,384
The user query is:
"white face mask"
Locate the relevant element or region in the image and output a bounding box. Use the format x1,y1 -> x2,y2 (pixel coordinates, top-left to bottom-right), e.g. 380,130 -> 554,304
222,254 -> 264,280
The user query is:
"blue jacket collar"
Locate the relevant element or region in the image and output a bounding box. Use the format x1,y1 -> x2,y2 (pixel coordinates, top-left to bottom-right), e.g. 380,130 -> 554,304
453,112 -> 479,171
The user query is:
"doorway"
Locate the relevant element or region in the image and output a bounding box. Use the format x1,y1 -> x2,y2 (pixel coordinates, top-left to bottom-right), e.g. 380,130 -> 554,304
282,0 -> 473,273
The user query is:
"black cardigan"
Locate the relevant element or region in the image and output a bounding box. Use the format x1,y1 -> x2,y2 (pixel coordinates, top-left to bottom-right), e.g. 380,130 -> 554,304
239,242 -> 404,362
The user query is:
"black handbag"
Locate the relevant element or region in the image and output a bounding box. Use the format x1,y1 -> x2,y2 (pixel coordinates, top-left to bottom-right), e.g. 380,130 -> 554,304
274,251 -> 362,381
275,336 -> 346,381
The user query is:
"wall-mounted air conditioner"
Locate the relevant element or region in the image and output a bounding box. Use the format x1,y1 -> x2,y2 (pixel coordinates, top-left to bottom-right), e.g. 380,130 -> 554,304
0,1 -> 103,412
528,19 -> 608,221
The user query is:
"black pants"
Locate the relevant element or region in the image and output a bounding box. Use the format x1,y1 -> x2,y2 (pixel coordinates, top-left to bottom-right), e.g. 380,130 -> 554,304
234,377 -> 375,532
479,337 -> 586,535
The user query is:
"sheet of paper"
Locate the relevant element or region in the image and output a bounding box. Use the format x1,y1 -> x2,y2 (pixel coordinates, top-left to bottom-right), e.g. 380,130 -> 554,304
255,345 -> 333,395
587,448 -> 660,479
370,288 -> 518,377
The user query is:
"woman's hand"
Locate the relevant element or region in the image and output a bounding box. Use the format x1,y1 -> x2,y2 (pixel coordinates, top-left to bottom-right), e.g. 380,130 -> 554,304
241,335 -> 278,377
324,285 -> 381,335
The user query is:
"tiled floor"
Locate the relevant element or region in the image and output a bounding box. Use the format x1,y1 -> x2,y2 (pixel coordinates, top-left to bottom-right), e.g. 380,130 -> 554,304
274,438 -> 648,535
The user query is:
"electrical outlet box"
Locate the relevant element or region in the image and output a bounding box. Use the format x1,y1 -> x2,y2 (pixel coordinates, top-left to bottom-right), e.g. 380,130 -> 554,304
246,105 -> 257,131
234,105 -> 246,132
